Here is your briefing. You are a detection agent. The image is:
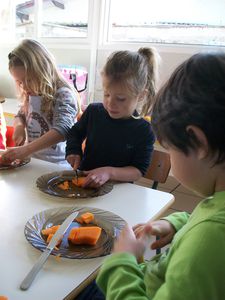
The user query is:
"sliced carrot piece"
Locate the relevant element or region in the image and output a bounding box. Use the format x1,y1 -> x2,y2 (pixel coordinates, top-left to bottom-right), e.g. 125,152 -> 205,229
68,228 -> 76,241
41,225 -> 60,236
46,233 -> 61,247
75,216 -> 84,224
68,226 -> 102,245
58,180 -> 69,190
75,212 -> 94,224
81,212 -> 94,224
47,233 -> 54,244
71,177 -> 86,187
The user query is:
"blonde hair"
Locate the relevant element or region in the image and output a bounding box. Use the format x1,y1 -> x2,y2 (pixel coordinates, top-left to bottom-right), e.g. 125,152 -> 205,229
102,47 -> 160,117
8,39 -> 80,120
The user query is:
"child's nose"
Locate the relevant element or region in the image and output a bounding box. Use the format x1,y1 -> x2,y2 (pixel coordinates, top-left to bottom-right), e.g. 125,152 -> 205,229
108,97 -> 117,108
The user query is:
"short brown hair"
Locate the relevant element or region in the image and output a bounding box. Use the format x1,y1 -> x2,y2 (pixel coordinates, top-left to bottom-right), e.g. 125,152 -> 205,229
152,52 -> 225,164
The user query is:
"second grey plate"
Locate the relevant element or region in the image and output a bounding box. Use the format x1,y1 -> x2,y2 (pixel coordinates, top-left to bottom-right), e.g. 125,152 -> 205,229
36,170 -> 114,198
24,206 -> 125,259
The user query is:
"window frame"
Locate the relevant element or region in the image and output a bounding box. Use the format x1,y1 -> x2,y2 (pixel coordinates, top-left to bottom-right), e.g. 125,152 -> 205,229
99,0 -> 225,50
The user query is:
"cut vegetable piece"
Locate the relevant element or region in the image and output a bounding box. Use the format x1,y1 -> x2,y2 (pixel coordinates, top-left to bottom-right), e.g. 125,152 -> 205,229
68,226 -> 102,245
46,233 -> 61,247
41,225 -> 60,235
58,180 -> 69,190
76,212 -> 94,224
71,177 -> 86,187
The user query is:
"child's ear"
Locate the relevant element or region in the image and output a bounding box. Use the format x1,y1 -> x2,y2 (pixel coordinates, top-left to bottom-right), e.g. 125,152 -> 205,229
138,89 -> 148,102
186,125 -> 209,160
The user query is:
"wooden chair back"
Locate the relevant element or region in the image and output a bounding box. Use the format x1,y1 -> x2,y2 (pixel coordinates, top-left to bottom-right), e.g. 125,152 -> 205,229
144,149 -> 171,190
144,149 -> 171,254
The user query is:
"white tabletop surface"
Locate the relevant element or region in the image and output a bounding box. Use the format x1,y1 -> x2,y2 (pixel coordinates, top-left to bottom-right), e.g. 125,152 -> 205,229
0,158 -> 174,300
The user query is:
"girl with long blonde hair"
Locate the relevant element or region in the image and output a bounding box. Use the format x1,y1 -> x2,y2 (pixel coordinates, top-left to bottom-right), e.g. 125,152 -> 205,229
2,39 -> 79,165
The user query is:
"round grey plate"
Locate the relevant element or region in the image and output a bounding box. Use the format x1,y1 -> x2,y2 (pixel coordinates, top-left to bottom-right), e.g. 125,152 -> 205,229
0,157 -> 30,170
24,206 -> 125,259
36,170 -> 114,198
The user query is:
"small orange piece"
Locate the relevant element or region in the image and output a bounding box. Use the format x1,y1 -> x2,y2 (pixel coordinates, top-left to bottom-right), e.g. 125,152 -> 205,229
46,233 -> 54,244
71,177 -> 86,187
0,296 -> 8,300
58,180 -> 69,190
75,212 -> 94,224
68,226 -> 102,245
46,233 -> 61,247
81,212 -> 94,224
41,225 -> 60,236
75,216 -> 84,224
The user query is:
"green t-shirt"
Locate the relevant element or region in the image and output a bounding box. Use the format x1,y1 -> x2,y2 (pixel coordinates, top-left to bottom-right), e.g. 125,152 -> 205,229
97,191 -> 225,299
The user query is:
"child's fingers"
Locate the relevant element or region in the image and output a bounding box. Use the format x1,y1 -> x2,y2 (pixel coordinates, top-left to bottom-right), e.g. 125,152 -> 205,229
71,156 -> 81,170
134,224 -> 161,239
82,173 -> 93,185
132,223 -> 145,231
1,151 -> 13,163
73,161 -> 80,170
138,224 -> 153,246
150,225 -> 162,236
134,226 -> 145,238
150,235 -> 171,250
118,223 -> 135,240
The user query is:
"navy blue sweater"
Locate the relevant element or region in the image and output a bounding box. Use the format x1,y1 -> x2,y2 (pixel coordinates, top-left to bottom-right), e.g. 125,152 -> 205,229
66,103 -> 155,175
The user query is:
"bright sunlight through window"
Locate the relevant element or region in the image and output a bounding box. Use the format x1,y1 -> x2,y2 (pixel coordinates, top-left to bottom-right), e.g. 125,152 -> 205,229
108,0 -> 225,46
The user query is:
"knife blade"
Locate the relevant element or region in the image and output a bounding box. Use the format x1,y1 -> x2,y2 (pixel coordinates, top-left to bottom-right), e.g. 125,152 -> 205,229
20,210 -> 78,291
75,169 -> 79,184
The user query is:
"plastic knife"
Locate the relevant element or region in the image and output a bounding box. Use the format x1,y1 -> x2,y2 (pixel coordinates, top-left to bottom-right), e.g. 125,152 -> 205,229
20,211 -> 78,290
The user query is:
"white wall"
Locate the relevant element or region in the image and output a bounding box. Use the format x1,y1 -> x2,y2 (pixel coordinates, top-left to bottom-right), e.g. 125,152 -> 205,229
94,44 -> 210,101
0,44 -> 90,99
0,43 -> 224,102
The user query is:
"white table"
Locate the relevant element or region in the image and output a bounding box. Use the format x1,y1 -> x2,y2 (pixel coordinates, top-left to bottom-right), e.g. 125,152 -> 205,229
0,158 -> 174,300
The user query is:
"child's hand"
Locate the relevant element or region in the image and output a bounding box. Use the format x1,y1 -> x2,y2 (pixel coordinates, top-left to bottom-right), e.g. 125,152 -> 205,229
66,154 -> 81,170
82,167 -> 112,188
1,146 -> 29,163
133,219 -> 176,250
113,223 -> 152,261
13,124 -> 26,146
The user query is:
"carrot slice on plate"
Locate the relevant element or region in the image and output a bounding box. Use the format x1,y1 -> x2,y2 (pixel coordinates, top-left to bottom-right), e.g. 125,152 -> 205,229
68,226 -> 102,245
58,180 -> 69,190
46,233 -> 61,247
41,225 -> 60,235
71,177 -> 86,187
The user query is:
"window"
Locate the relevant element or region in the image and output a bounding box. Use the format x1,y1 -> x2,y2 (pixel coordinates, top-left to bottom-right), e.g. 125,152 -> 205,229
16,1 -> 35,38
1,1 -> 224,46
40,0 -> 88,38
107,0 -> 225,46
0,1 -> 13,40
0,0 -> 89,41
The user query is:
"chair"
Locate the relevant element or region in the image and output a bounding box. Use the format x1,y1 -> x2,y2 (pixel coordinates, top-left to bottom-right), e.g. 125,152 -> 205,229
144,149 -> 171,190
6,126 -> 15,147
144,149 -> 171,254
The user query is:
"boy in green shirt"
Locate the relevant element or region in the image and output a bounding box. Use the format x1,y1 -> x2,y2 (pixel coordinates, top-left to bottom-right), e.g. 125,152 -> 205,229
95,52 -> 225,299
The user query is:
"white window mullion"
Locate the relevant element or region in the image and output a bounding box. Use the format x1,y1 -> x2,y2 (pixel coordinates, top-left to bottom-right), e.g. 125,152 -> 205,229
98,0 -> 110,46
87,0 -> 102,103
33,0 -> 42,39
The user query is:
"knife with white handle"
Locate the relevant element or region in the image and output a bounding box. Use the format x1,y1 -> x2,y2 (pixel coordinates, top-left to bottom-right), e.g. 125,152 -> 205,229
20,211 -> 78,290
